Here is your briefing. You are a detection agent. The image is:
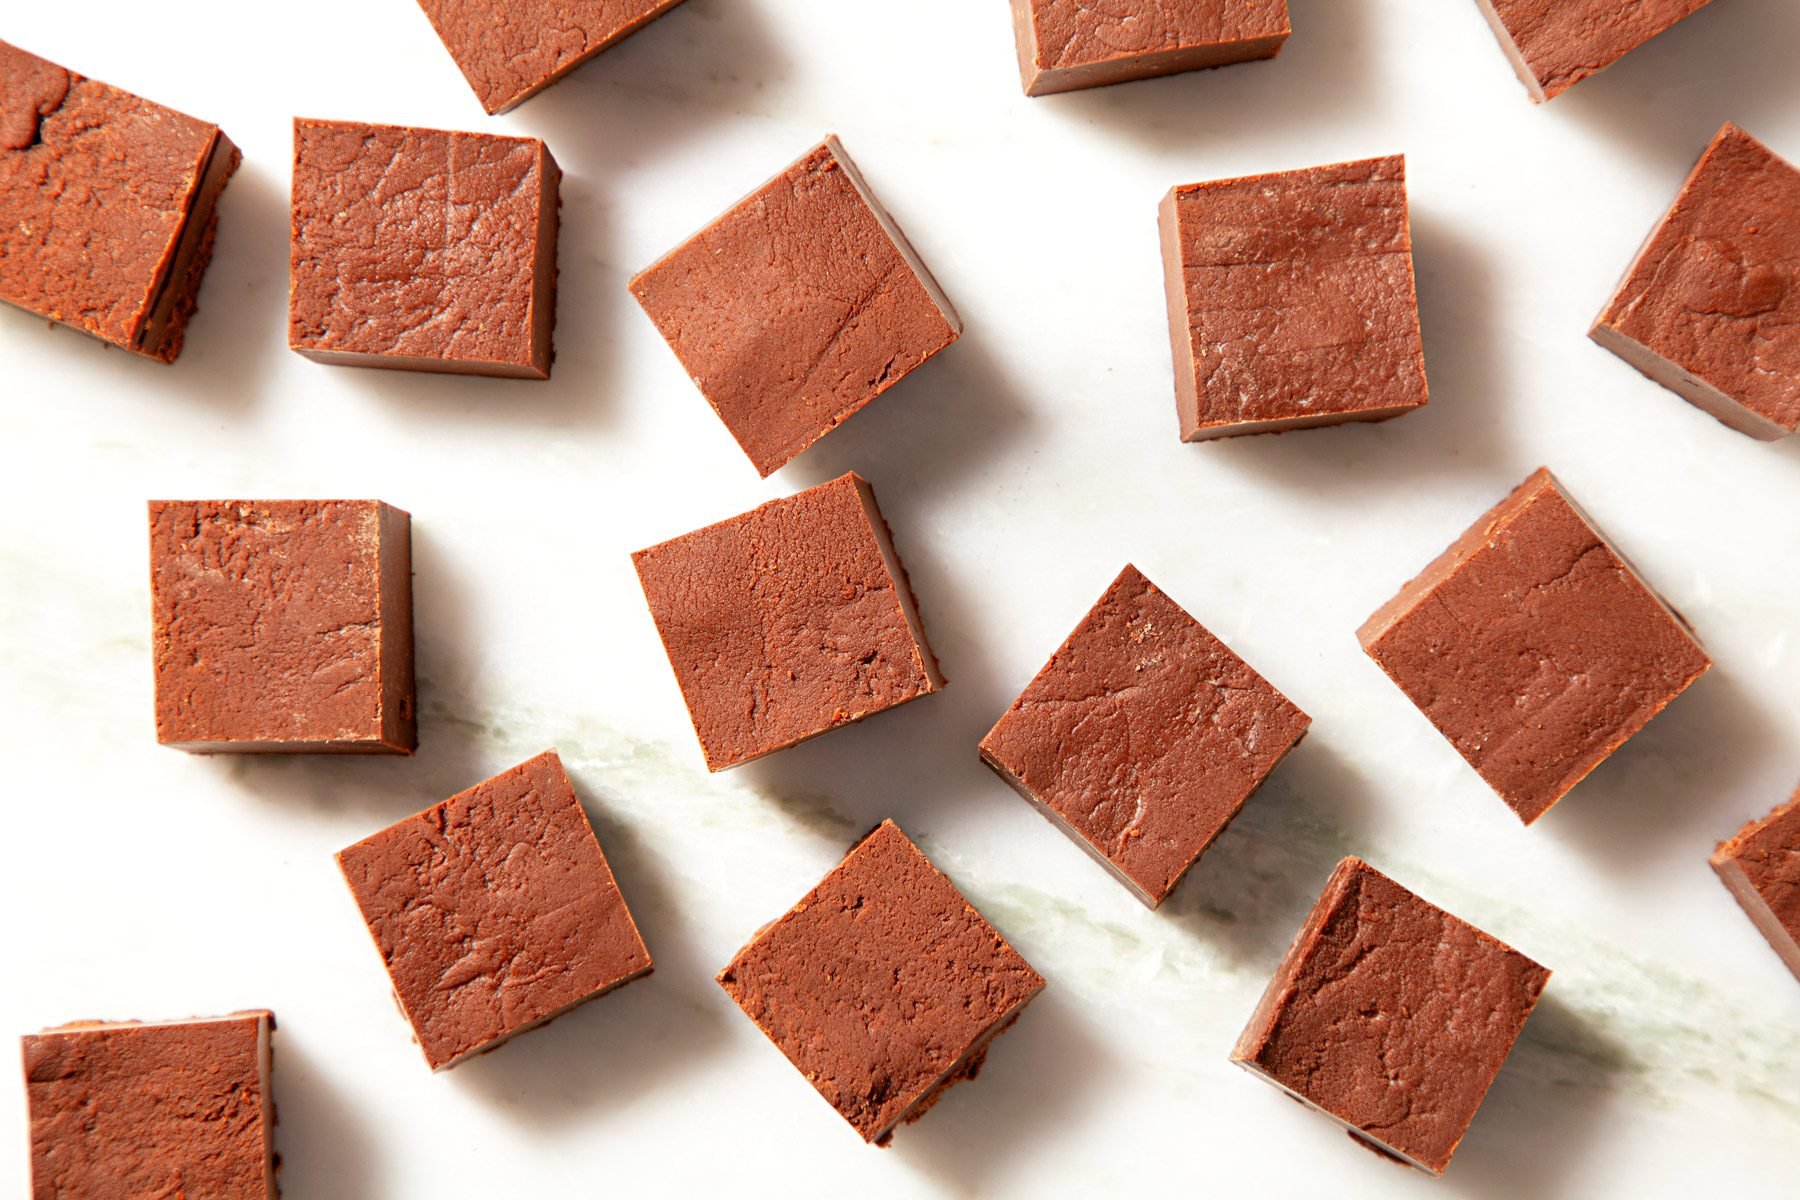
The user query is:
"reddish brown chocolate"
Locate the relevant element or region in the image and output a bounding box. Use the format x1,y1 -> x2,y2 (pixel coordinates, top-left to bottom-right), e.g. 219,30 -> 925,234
1711,787 -> 1800,982
289,118 -> 559,378
417,0 -> 688,114
1233,858 -> 1549,1176
24,1012 -> 275,1199
632,472 -> 943,770
0,40 -> 239,363
1592,123 -> 1800,441
1160,155 -> 1428,441
1472,0 -> 1716,102
1010,0 -> 1289,96
718,820 -> 1044,1144
150,500 -> 415,754
979,564 -> 1310,907
337,750 -> 652,1070
629,136 -> 961,476
1359,468 -> 1710,823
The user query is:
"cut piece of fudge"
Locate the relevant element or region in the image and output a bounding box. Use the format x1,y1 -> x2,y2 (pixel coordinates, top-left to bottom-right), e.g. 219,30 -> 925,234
1471,0 -> 1716,102
1010,0 -> 1290,96
1711,787 -> 1800,982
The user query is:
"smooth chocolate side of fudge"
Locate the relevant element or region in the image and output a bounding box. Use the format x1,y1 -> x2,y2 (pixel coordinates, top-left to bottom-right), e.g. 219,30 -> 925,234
1471,0 -> 1715,102
1009,0 -> 1290,96
633,472 -> 943,771
24,1012 -> 275,1199
717,820 -> 1045,1144
1358,469 -> 1710,823
289,118 -> 560,378
417,0 -> 689,114
0,40 -> 240,362
1711,789 -> 1800,982
1232,858 -> 1549,1175
337,750 -> 653,1070
629,136 -> 962,476
1591,123 -> 1800,441
1160,155 -> 1428,441
979,564 -> 1310,907
150,499 -> 416,753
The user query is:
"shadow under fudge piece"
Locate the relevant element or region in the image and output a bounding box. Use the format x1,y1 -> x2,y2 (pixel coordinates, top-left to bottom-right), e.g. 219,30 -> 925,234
1470,0 -> 1716,102
1009,0 -> 1289,97
1711,786 -> 1800,982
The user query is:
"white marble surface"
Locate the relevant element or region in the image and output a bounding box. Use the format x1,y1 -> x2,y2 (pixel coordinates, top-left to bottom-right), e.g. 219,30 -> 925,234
3,1 -> 1799,1195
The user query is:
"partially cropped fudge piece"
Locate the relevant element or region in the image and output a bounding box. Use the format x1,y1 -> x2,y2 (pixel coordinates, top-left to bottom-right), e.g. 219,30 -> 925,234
630,136 -> 961,476
289,118 -> 559,378
24,1012 -> 276,1199
1711,788 -> 1800,982
1471,0 -> 1716,102
0,40 -> 240,363
150,499 -> 415,754
1591,123 -> 1800,441
338,750 -> 652,1070
1358,468 -> 1710,823
1010,0 -> 1289,96
1160,155 -> 1428,441
719,820 -> 1044,1144
1233,858 -> 1548,1176
417,0 -> 688,114
980,564 -> 1310,907
632,472 -> 943,770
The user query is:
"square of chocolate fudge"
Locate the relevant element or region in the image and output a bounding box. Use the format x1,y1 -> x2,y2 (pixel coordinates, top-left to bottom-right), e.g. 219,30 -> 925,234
1472,0 -> 1715,102
0,40 -> 240,363
980,564 -> 1310,908
337,750 -> 652,1070
632,471 -> 943,770
24,1011 -> 276,1199
1232,857 -> 1549,1176
417,0 -> 688,114
1591,123 -> 1800,441
1711,787 -> 1800,982
149,499 -> 415,754
1358,468 -> 1710,823
289,118 -> 559,378
718,820 -> 1045,1144
1010,0 -> 1289,96
1160,155 -> 1428,441
629,136 -> 961,476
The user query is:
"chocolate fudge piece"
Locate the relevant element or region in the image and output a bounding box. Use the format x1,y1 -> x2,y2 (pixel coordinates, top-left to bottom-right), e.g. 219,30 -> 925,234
1711,788 -> 1800,982
1359,468 -> 1710,823
338,750 -> 652,1070
979,564 -> 1310,907
1591,123 -> 1800,441
1233,858 -> 1549,1176
632,472 -> 943,770
24,1012 -> 275,1199
718,820 -> 1044,1144
1471,0 -> 1716,102
289,118 -> 559,378
150,500 -> 415,754
630,136 -> 961,476
0,40 -> 239,363
417,0 -> 688,114
1010,0 -> 1289,96
1160,155 -> 1428,441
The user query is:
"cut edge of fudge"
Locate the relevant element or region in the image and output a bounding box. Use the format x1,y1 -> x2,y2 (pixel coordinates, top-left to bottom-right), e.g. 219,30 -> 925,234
1469,0 -> 1716,103
138,127 -> 242,363
1710,793 -> 1800,981
1009,0 -> 1290,97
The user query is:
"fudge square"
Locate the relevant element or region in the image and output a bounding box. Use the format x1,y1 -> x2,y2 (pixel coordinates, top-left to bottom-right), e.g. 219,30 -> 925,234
1472,0 -> 1716,103
1591,123 -> 1800,441
632,472 -> 943,770
417,0 -> 688,115
0,40 -> 240,363
1358,468 -> 1710,824
337,750 -> 652,1070
289,118 -> 560,378
150,500 -> 415,754
24,1011 -> 275,1199
1232,858 -> 1548,1175
718,820 -> 1045,1144
1711,787 -> 1800,982
1010,0 -> 1289,97
1160,155 -> 1428,441
979,564 -> 1310,908
630,136 -> 961,476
